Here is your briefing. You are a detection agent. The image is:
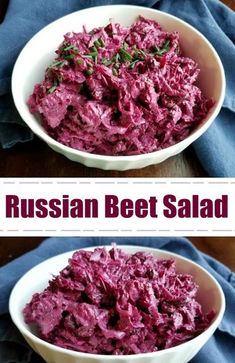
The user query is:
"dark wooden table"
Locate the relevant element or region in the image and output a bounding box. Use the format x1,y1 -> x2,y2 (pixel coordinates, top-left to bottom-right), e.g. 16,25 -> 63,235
0,137 -> 206,177
1,236 -> 235,271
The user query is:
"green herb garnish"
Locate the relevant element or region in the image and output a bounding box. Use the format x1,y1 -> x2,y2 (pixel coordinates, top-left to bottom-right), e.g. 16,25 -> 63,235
88,51 -> 98,58
115,53 -> 120,63
63,54 -> 75,60
94,39 -> 101,48
119,48 -> 133,62
82,51 -> 98,61
62,44 -> 79,52
154,40 -> 171,56
112,67 -> 118,76
90,46 -> 97,52
99,38 -> 105,47
47,78 -> 59,94
129,59 -> 140,69
102,58 -> 112,66
86,68 -> 94,76
47,85 -> 57,94
81,54 -> 93,59
49,60 -> 67,68
133,50 -> 140,59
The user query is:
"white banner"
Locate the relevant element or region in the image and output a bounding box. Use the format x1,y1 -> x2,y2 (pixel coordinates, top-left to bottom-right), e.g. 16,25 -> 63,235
0,178 -> 234,236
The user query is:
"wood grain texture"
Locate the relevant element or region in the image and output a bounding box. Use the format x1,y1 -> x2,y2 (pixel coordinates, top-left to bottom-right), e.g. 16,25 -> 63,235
0,237 -> 235,271
0,137 -> 206,177
222,0 -> 235,10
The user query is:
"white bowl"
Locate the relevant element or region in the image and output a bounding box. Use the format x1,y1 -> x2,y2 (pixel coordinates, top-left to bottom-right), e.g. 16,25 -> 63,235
11,5 -> 225,171
9,245 -> 225,363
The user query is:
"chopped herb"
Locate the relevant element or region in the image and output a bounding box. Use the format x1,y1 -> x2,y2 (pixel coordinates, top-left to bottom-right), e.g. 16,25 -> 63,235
47,78 -> 59,94
88,51 -> 98,58
90,46 -> 97,52
129,59 -> 140,69
92,37 -> 105,49
154,40 -> 171,56
63,54 -> 75,60
57,76 -> 63,83
119,48 -> 133,62
86,68 -> 94,76
133,50 -> 140,59
102,58 -> 112,66
62,44 -> 79,52
47,85 -> 57,93
99,38 -> 105,47
81,54 -> 93,59
76,58 -> 83,65
112,67 -> 118,76
49,60 -> 67,68
110,54 -> 116,63
94,39 -> 101,48
152,46 -> 159,52
82,51 -> 98,61
47,74 -> 64,93
115,53 -> 120,63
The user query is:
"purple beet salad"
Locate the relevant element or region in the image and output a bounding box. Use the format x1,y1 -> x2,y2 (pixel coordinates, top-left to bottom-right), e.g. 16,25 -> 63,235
27,16 -> 213,156
23,246 -> 214,355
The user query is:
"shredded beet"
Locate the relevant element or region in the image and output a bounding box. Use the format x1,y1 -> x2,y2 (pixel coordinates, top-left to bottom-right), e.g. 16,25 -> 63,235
23,246 -> 214,355
27,16 -> 213,156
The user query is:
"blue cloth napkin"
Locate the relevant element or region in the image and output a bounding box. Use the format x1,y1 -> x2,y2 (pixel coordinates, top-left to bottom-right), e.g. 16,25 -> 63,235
0,0 -> 235,175
0,236 -> 235,363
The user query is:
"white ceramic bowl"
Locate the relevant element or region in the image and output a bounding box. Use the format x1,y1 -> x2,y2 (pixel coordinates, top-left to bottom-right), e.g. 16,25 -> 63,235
9,245 -> 225,363
11,5 -> 225,171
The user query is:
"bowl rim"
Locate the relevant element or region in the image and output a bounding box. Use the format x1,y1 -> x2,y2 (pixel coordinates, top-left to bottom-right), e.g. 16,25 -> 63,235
11,4 -> 226,163
9,245 -> 226,360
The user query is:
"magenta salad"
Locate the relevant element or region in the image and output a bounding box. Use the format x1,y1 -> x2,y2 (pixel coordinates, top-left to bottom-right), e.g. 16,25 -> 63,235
28,16 -> 213,156
23,246 -> 214,355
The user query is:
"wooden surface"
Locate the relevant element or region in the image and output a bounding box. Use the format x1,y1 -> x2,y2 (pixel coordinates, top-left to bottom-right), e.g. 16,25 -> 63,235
0,137 -> 206,177
222,0 -> 235,10
0,237 -> 235,271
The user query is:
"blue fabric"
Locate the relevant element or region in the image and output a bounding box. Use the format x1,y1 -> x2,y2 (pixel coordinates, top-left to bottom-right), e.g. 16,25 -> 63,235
0,236 -> 235,363
0,0 -> 235,175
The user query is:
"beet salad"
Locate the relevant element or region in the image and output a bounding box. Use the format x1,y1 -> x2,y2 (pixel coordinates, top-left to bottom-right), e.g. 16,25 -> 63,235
23,246 -> 214,355
27,16 -> 213,156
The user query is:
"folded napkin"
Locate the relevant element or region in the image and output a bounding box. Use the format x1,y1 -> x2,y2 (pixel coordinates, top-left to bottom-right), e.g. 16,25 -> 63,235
1,0 -> 235,176
0,236 -> 235,363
